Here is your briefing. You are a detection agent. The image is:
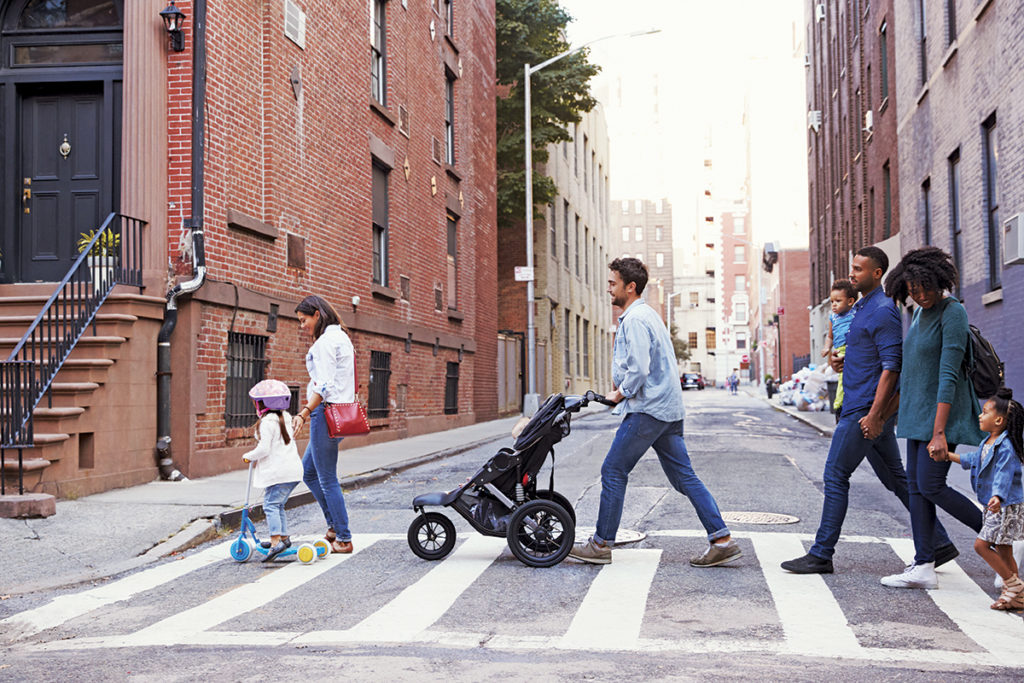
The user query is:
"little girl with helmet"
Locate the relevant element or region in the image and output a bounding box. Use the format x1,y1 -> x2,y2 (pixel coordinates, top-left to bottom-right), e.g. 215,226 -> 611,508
243,379 -> 304,562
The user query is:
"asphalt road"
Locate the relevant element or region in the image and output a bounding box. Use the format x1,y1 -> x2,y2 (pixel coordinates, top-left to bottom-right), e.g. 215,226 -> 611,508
1,390 -> 1020,680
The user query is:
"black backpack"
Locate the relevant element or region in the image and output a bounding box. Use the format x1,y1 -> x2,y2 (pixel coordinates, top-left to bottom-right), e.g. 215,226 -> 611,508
964,324 -> 1004,399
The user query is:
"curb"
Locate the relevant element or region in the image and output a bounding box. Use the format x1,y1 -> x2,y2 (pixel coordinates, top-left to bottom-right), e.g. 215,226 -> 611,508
742,387 -> 835,437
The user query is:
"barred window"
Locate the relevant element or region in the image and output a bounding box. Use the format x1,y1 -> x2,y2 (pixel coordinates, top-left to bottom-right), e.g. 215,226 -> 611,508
225,333 -> 267,428
368,351 -> 392,418
444,362 -> 459,414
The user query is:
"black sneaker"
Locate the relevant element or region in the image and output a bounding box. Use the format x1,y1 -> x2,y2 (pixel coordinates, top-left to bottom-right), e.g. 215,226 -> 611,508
934,543 -> 959,568
262,537 -> 292,562
780,552 -> 834,574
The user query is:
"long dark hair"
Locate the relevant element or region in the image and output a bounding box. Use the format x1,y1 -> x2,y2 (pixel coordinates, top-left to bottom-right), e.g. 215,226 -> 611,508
884,246 -> 958,304
991,388 -> 1024,465
295,295 -> 346,339
254,401 -> 291,445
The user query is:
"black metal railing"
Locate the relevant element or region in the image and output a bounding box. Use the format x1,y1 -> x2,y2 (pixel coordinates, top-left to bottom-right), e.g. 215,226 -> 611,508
0,213 -> 145,494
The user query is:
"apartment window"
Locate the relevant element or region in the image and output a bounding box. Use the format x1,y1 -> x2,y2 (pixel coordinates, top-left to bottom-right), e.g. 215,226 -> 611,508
444,70 -> 455,165
574,215 -> 581,276
882,161 -> 892,239
371,0 -> 386,105
621,199 -> 629,214
573,123 -> 579,175
733,217 -> 745,235
636,253 -> 643,261
372,162 -> 389,285
922,178 -> 932,245
549,203 -> 557,254
688,332 -> 698,348
689,291 -> 699,306
592,237 -> 598,288
946,0 -> 956,46
634,199 -> 642,213
583,135 -> 589,191
736,331 -> 747,350
734,302 -> 748,324
634,227 -> 643,241
948,149 -> 963,295
621,226 -> 630,242
733,245 -> 746,263
655,199 -> 664,214
368,350 -> 392,418
563,201 -> 570,267
443,0 -> 453,36
652,252 -> 662,268
983,114 -> 1000,289
705,327 -> 716,349
879,21 -> 889,102
575,315 -> 581,375
655,226 -> 663,241
869,186 -> 876,239
584,227 -> 590,282
583,320 -> 590,377
444,362 -> 459,414
225,332 -> 267,428
735,275 -> 745,291
446,213 -> 458,309
564,309 -> 571,373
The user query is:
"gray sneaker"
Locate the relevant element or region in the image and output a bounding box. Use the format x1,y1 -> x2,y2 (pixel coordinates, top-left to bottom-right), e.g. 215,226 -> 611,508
569,537 -> 612,564
690,540 -> 742,567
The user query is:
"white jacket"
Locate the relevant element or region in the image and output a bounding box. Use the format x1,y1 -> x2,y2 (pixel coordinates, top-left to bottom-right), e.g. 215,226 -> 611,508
243,413 -> 303,489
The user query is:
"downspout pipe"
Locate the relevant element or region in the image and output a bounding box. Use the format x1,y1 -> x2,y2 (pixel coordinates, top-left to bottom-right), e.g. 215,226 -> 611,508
155,0 -> 208,480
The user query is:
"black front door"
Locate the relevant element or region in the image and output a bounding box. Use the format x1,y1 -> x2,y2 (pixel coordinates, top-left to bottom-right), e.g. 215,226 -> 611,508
17,82 -> 105,282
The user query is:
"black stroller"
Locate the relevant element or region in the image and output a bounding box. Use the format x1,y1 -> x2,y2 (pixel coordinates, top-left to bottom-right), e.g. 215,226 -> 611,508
407,390 -> 613,567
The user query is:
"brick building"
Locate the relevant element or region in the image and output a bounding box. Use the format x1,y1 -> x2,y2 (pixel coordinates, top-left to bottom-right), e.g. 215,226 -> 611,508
0,0 -> 497,499
893,0 -> 1024,390
753,247 -> 812,382
713,204 -> 752,384
804,0 -> 901,306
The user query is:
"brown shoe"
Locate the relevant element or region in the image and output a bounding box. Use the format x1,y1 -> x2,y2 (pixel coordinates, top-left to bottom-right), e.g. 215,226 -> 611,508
325,527 -> 337,543
331,540 -> 353,554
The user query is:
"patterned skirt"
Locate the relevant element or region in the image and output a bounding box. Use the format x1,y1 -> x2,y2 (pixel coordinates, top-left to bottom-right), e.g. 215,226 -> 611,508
979,503 -> 1024,545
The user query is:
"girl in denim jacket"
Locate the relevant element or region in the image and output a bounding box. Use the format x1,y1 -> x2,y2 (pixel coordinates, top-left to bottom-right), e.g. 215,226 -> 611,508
941,388 -> 1024,610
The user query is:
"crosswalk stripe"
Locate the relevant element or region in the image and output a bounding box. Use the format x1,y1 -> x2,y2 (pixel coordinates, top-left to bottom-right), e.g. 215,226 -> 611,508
295,535 -> 506,645
748,532 -> 862,657
0,540 -> 231,642
559,549 -> 662,650
888,538 -> 1024,667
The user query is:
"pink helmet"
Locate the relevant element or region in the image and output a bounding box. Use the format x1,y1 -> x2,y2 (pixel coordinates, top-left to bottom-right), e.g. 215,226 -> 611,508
248,379 -> 292,412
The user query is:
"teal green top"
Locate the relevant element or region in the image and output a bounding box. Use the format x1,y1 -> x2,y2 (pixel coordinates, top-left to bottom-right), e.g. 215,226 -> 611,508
897,296 -> 984,445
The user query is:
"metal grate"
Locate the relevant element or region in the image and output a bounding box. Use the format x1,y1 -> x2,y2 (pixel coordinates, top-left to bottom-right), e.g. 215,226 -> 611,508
444,362 -> 459,414
225,333 -> 267,428
368,351 -> 392,418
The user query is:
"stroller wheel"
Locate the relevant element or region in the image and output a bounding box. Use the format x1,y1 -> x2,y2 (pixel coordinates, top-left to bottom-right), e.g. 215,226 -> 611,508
229,538 -> 253,563
535,489 -> 576,525
408,512 -> 457,561
506,499 -> 575,568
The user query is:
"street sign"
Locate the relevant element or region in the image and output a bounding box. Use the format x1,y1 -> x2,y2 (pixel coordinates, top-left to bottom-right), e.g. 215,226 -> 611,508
777,307 -> 785,315
514,266 -> 534,282
741,354 -> 749,363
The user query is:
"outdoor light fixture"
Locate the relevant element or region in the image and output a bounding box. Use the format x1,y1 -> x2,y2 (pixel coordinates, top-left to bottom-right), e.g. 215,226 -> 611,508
160,1 -> 187,52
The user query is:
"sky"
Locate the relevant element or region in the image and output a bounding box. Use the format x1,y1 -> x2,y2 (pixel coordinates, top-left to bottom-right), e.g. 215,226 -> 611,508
557,0 -> 810,252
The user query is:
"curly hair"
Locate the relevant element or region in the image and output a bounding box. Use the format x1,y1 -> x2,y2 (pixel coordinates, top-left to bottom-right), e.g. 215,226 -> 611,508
990,388 -> 1024,466
884,246 -> 959,304
609,257 -> 649,295
831,279 -> 855,300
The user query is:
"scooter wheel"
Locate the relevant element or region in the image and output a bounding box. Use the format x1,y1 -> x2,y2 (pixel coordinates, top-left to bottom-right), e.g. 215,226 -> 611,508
296,543 -> 318,565
408,512 -> 456,561
230,538 -> 253,563
313,538 -> 331,559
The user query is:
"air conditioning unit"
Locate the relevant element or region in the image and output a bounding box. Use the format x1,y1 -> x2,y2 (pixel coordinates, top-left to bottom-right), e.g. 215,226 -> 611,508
284,0 -> 306,49
1004,213 -> 1024,265
863,109 -> 874,132
815,3 -> 826,22
808,109 -> 822,133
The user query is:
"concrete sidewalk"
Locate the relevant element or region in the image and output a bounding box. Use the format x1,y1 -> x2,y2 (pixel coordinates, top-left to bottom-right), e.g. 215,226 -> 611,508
1,409 -> 610,596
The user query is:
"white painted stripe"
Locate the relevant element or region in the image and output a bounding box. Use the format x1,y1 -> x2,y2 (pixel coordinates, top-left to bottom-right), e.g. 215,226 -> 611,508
297,535 -> 506,645
888,538 -> 1024,667
749,531 -> 862,657
559,549 -> 661,650
108,534 -> 380,647
0,540 -> 232,642
650,529 -> 887,544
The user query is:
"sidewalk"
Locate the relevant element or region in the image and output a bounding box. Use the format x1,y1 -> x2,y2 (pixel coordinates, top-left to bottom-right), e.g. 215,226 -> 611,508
0,404 -> 604,596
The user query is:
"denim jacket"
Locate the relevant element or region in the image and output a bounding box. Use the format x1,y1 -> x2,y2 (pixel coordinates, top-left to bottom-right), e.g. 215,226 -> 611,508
612,300 -> 685,423
959,432 -> 1024,505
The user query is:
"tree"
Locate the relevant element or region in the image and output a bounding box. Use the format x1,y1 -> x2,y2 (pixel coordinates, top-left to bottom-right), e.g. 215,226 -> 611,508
669,323 -> 691,363
495,0 -> 599,229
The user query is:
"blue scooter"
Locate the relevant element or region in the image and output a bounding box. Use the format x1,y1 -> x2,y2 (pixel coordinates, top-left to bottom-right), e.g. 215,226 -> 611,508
228,462 -> 329,564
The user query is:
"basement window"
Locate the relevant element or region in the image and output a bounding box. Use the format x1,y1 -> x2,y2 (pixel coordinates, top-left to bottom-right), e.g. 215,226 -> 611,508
225,332 -> 267,428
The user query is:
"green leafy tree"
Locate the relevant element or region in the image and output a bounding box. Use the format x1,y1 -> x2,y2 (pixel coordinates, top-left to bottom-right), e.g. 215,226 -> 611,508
496,0 -> 599,228
670,323 -> 691,363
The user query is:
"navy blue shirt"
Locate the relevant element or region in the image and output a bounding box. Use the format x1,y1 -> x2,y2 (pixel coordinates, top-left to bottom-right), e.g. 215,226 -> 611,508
841,285 -> 902,416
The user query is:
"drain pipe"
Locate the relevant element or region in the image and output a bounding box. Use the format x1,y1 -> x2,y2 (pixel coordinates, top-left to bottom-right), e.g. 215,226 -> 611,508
155,0 -> 208,480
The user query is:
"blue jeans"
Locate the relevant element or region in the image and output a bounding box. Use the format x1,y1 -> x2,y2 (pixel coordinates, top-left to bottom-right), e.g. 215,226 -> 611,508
302,404 -> 351,542
809,412 -> 953,559
595,413 -> 730,545
263,481 -> 299,537
906,439 -> 983,564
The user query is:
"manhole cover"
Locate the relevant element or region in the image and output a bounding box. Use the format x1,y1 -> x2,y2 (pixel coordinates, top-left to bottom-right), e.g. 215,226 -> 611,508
574,528 -> 647,545
722,511 -> 800,525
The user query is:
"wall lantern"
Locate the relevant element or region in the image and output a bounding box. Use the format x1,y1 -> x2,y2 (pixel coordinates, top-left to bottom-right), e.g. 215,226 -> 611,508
160,1 -> 187,52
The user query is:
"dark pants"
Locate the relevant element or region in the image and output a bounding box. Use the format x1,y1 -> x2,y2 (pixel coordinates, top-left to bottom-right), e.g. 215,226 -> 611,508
906,439 -> 983,564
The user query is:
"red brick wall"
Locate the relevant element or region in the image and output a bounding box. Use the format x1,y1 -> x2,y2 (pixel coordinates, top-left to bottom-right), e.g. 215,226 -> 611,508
779,250 -> 811,371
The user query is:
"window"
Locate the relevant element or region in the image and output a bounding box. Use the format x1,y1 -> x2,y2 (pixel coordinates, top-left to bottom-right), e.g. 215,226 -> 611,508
444,70 -> 455,165
917,0 -> 927,86
584,227 -> 590,282
634,227 -> 643,241
736,331 -> 747,350
656,252 -> 664,267
688,332 -> 698,348
573,123 -> 579,176
922,177 -> 932,245
371,0 -> 386,105
444,0 -> 453,37
563,201 -> 570,268
564,309 -> 571,374
621,199 -> 629,214
621,226 -> 630,242
948,149 -> 963,295
734,302 -> 748,324
882,161 -> 892,239
733,217 -> 745,235
879,21 -> 889,102
946,0 -> 956,46
549,203 -> 557,254
689,291 -> 699,306
575,315 -> 581,375
983,114 -> 1000,289
733,245 -> 746,263
636,253 -> 643,261
574,215 -> 581,277
655,199 -> 664,214
583,320 -> 590,377
372,163 -> 389,285
446,213 -> 458,309
444,362 -> 459,414
368,351 -> 392,418
705,327 -> 716,350
634,199 -> 643,213
583,135 -> 589,191
225,333 -> 267,428
735,275 -> 745,291
655,227 -> 663,241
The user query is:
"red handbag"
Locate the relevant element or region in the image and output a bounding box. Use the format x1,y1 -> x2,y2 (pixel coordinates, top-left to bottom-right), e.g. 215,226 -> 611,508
323,367 -> 370,437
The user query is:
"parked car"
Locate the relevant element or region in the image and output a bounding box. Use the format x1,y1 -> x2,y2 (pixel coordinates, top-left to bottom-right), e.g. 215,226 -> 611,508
681,373 -> 705,390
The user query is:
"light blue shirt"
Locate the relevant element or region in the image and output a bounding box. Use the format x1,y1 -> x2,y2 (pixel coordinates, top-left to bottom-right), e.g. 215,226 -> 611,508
612,300 -> 685,423
959,432 -> 1024,505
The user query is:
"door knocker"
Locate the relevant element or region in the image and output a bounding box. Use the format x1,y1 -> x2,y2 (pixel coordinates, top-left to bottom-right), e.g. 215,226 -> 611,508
59,134 -> 71,159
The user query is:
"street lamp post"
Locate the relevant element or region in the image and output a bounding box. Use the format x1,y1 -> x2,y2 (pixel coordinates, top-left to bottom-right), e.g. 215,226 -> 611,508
522,29 -> 659,415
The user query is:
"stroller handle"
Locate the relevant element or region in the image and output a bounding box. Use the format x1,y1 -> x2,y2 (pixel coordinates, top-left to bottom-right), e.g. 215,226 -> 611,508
583,390 -> 617,407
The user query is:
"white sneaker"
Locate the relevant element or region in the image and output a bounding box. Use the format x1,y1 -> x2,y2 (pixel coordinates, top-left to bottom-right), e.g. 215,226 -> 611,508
881,562 -> 937,589
994,541 -> 1024,589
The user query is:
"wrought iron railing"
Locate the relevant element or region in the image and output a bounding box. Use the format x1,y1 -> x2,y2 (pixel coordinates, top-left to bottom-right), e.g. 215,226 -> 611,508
0,213 -> 145,495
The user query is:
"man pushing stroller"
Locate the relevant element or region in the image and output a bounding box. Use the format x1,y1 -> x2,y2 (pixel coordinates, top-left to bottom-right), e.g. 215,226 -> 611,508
570,258 -> 741,567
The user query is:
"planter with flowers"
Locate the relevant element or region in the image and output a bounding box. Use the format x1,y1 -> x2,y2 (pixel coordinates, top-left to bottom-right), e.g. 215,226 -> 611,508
76,230 -> 120,290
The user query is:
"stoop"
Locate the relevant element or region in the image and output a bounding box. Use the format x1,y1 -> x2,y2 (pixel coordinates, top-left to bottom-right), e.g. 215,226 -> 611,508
0,493 -> 56,518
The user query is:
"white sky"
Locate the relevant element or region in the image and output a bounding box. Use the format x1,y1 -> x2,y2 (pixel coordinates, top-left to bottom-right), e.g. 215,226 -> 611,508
558,0 -> 810,250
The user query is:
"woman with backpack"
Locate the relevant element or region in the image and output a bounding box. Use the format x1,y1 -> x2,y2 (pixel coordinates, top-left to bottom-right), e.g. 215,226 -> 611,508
879,247 -> 985,590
